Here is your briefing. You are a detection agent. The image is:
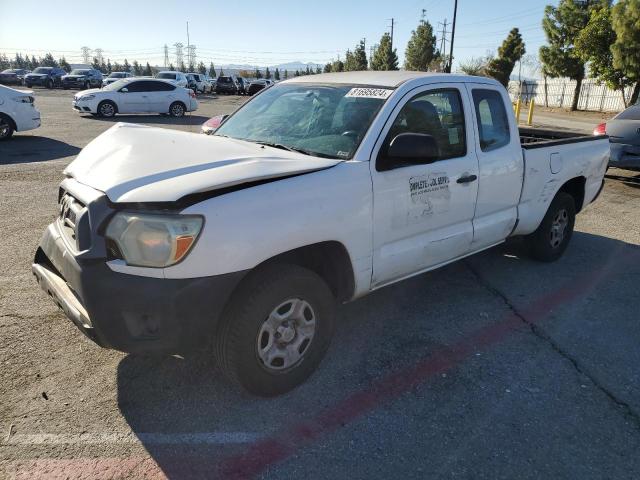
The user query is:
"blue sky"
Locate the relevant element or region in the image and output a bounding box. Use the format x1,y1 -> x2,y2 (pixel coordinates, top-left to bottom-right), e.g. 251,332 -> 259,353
0,0 -> 550,75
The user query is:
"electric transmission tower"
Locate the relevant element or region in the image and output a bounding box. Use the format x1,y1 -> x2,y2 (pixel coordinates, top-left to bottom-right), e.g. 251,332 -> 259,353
94,48 -> 104,65
81,46 -> 91,64
187,44 -> 196,70
174,43 -> 184,70
163,44 -> 169,68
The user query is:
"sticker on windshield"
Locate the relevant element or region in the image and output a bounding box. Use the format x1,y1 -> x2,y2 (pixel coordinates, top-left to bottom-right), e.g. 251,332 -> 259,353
345,88 -> 394,99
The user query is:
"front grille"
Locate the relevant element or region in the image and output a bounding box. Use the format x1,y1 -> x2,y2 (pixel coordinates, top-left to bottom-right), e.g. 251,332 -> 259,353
58,192 -> 86,250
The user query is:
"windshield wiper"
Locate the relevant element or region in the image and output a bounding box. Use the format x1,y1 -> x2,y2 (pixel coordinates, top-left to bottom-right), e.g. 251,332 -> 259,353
252,141 -> 336,159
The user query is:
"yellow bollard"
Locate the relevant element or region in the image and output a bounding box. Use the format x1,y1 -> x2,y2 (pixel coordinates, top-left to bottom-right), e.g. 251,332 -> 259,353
527,99 -> 535,126
514,98 -> 522,124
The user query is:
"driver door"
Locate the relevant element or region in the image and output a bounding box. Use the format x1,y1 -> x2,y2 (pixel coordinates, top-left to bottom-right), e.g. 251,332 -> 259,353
370,84 -> 479,287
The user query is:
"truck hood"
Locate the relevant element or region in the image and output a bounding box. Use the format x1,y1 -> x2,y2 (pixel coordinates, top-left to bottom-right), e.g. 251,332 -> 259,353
64,123 -> 342,203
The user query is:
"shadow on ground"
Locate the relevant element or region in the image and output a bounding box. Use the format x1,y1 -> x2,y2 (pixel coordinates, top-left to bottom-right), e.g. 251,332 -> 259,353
117,232 -> 640,479
83,114 -> 211,127
0,136 -> 81,164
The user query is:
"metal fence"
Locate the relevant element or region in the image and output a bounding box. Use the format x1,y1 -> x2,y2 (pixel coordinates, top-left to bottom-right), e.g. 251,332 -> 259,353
507,79 -> 633,112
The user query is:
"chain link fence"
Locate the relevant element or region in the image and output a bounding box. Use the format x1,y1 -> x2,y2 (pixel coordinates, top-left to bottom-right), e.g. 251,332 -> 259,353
507,79 -> 633,112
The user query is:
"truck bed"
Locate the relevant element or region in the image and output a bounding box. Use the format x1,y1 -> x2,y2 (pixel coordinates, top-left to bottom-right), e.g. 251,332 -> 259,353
519,127 -> 606,149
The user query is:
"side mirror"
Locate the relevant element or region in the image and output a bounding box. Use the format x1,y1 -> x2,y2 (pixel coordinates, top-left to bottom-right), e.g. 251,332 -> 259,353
120,87 -> 128,93
386,133 -> 439,164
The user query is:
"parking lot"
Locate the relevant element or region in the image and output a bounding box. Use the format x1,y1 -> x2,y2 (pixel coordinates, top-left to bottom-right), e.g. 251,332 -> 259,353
1,88 -> 640,479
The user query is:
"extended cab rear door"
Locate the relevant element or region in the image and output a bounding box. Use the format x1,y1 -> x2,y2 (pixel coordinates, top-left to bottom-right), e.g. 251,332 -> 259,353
465,84 -> 524,249
370,83 -> 479,287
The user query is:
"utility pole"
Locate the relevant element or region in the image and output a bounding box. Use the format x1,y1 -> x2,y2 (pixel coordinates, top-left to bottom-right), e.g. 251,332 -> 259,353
421,8 -> 427,21
438,19 -> 449,72
389,18 -> 395,50
80,46 -> 91,65
174,43 -> 184,70
446,0 -> 458,73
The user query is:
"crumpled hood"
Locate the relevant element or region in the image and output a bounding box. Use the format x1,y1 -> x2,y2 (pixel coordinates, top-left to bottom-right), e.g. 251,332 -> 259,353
64,123 -> 342,203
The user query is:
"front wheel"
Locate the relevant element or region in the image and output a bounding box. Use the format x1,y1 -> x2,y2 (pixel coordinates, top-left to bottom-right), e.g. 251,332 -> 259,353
46,79 -> 53,89
0,115 -> 15,140
97,100 -> 117,118
525,192 -> 576,262
215,264 -> 335,396
169,101 -> 186,117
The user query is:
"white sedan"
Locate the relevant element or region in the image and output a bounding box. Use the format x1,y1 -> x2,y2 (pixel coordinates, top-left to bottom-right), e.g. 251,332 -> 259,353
0,84 -> 41,140
72,78 -> 198,118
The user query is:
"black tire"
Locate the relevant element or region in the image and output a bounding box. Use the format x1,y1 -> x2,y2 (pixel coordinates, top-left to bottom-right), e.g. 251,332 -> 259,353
84,81 -> 90,90
97,100 -> 117,118
46,79 -> 53,89
0,114 -> 15,140
525,192 -> 576,262
25,83 -> 31,88
215,263 -> 335,396
169,101 -> 186,117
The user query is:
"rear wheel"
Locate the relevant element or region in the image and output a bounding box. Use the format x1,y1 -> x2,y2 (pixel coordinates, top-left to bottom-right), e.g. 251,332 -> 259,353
46,79 -> 53,89
0,115 -> 15,140
84,81 -> 90,90
525,192 -> 576,262
97,100 -> 117,118
169,101 -> 186,117
215,264 -> 335,396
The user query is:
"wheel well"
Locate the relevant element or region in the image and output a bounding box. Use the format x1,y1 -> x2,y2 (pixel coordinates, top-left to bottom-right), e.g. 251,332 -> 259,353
558,177 -> 586,212
98,99 -> 118,113
0,113 -> 17,131
260,241 -> 356,302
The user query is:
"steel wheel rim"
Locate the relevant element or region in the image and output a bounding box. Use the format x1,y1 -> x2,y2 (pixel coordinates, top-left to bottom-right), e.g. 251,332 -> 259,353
171,104 -> 184,116
0,119 -> 10,138
100,103 -> 114,116
550,208 -> 569,248
256,298 -> 317,372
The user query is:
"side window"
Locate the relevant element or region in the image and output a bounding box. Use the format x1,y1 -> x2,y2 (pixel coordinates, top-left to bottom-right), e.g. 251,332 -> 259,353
152,81 -> 175,91
123,81 -> 144,92
472,89 -> 510,152
377,88 -> 466,171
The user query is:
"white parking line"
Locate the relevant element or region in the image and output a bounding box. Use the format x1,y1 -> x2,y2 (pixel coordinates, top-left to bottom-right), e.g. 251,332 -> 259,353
4,432 -> 260,445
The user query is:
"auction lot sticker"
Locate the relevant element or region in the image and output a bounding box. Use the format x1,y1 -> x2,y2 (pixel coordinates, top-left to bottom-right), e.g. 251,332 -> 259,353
345,88 -> 394,99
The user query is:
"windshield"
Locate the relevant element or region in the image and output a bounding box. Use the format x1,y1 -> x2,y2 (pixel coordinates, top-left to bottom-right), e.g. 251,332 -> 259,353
33,67 -> 52,74
157,72 -> 176,80
215,84 -> 391,159
70,69 -> 90,75
108,72 -> 127,78
103,79 -> 129,91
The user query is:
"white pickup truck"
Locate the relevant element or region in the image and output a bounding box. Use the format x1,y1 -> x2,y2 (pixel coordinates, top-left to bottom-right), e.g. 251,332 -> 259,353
33,72 -> 608,396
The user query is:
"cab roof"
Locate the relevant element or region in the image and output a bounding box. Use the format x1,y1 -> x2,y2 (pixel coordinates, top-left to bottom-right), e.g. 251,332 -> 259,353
283,70 -> 497,88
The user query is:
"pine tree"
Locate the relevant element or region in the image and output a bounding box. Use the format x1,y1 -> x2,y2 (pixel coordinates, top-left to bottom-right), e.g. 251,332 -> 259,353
485,28 -> 526,86
209,62 -> 216,78
295,70 -> 300,76
344,50 -> 356,71
41,53 -> 58,67
265,66 -> 271,79
123,59 -> 131,73
144,62 -> 152,76
404,19 -> 438,71
331,59 -> 344,72
284,69 -> 289,79
255,67 -> 262,79
30,55 -> 38,69
576,4 -> 634,106
611,0 -> 640,105
274,68 -> 280,80
198,61 -> 207,74
107,59 -> 112,73
323,63 -> 332,73
539,0 -> 596,111
169,63 -> 175,71
0,54 -> 10,71
59,57 -> 71,72
305,65 -> 311,75
113,62 -> 122,73
219,68 -> 225,76
353,40 -> 368,70
132,61 -> 142,76
316,65 -> 322,74
370,33 -> 399,71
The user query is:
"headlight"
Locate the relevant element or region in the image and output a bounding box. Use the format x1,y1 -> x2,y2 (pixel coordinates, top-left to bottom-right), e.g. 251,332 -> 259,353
105,212 -> 204,268
13,96 -> 34,103
78,94 -> 95,101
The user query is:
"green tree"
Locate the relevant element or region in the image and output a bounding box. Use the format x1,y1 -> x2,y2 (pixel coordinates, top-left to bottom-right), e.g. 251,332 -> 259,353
295,70 -> 300,76
274,67 -> 280,80
331,59 -> 344,72
370,33 -> 399,71
265,66 -> 271,79
459,56 -> 491,76
485,28 -> 526,86
107,59 -> 112,73
539,0 -> 598,111
323,63 -> 332,73
198,61 -> 207,74
316,65 -> 322,74
344,50 -> 356,71
58,57 -> 71,72
123,59 -> 131,73
0,54 -> 10,70
169,63 -> 175,71
113,62 -> 122,73
611,0 -> 640,105
209,62 -> 216,78
219,68 -> 225,76
144,62 -> 152,76
41,53 -> 58,67
255,67 -> 262,78
284,69 -> 289,79
404,19 -> 438,71
132,61 -> 142,76
30,55 -> 38,69
91,57 -> 101,71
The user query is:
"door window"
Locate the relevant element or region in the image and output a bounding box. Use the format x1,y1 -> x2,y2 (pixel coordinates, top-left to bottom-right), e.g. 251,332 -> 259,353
472,89 -> 510,152
377,88 -> 466,171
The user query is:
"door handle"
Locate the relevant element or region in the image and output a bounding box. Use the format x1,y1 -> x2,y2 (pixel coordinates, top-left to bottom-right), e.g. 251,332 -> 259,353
457,174 -> 478,184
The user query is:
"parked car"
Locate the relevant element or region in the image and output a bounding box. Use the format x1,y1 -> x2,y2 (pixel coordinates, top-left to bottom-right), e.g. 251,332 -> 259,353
32,72 -> 608,396
103,71 -> 133,87
202,75 -> 215,93
0,84 -> 41,140
62,69 -> 103,90
0,69 -> 30,86
594,106 -> 640,171
185,73 -> 198,92
24,67 -> 66,89
215,75 -> 238,94
187,73 -> 209,93
235,77 -> 250,95
155,71 -> 188,88
72,78 -> 197,117
201,114 -> 228,134
247,79 -> 273,95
